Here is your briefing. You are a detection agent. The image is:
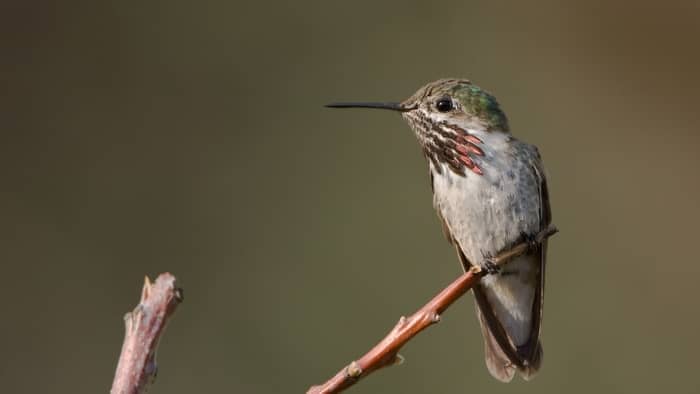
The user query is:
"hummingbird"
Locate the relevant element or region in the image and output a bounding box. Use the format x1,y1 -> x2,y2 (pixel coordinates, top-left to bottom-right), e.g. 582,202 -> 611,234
326,78 -> 551,382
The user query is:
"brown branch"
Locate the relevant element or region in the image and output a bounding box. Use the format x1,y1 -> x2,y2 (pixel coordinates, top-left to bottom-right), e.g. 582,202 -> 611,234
307,224 -> 558,394
111,273 -> 184,394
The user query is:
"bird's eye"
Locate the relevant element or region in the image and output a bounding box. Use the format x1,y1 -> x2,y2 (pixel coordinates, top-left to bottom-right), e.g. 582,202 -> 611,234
436,98 -> 453,112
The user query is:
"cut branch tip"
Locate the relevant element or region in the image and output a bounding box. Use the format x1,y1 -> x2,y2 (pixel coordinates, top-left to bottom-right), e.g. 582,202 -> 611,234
142,276 -> 152,300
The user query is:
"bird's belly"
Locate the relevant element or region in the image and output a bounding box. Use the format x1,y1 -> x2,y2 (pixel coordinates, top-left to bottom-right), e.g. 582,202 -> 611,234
431,158 -> 541,268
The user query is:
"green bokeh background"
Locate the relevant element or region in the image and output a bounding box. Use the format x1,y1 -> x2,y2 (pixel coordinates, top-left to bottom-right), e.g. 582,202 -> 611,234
2,1 -> 699,393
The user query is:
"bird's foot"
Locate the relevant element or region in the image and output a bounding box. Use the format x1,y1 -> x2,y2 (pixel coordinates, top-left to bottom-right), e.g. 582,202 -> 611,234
482,259 -> 501,275
521,231 -> 539,252
480,249 -> 501,275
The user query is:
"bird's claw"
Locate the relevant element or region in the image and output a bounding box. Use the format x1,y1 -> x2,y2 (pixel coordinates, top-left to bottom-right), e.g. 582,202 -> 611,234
521,231 -> 539,252
482,259 -> 501,275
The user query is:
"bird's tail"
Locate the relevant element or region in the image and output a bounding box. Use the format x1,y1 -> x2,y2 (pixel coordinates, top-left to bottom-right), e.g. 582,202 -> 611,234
474,295 -> 543,382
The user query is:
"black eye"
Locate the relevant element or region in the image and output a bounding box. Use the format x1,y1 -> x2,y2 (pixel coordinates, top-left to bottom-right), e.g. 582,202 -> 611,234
436,98 -> 453,112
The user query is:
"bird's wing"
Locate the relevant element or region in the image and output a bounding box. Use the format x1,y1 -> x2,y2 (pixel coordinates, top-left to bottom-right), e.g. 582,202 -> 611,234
528,144 -> 551,339
518,145 -> 550,379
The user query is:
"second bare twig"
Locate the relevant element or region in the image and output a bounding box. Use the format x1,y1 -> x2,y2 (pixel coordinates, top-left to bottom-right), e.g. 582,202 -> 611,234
110,273 -> 183,394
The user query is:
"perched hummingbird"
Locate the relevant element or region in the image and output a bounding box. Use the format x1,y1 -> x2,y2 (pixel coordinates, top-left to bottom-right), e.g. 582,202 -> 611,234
326,79 -> 551,382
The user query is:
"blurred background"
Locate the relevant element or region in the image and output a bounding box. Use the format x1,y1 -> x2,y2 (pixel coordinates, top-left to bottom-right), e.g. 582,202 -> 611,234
2,1 -> 699,393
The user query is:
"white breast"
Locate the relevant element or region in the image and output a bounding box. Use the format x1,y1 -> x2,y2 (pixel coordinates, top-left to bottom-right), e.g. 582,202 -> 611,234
432,130 -> 540,261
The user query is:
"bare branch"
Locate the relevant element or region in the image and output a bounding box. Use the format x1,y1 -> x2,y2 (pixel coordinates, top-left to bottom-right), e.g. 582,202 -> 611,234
111,273 -> 183,394
307,225 -> 558,394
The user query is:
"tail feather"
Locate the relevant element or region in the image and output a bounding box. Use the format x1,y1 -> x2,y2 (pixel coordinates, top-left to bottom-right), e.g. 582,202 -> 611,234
519,343 -> 543,381
476,306 -> 516,382
475,302 -> 544,381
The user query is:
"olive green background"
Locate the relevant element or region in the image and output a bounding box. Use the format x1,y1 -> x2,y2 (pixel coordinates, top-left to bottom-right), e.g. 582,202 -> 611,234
2,1 -> 699,393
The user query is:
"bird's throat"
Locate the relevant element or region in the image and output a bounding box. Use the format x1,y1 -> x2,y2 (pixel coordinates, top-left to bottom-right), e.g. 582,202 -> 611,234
407,112 -> 486,176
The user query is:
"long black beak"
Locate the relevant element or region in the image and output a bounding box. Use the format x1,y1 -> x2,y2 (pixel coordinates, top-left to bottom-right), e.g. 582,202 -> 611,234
325,102 -> 410,112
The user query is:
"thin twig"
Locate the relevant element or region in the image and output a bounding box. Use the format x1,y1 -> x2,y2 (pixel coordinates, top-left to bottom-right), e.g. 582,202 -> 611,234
307,225 -> 558,394
111,273 -> 184,394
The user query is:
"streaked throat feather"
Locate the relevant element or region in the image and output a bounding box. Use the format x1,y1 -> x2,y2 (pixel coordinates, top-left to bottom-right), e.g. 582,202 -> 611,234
404,110 -> 486,176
